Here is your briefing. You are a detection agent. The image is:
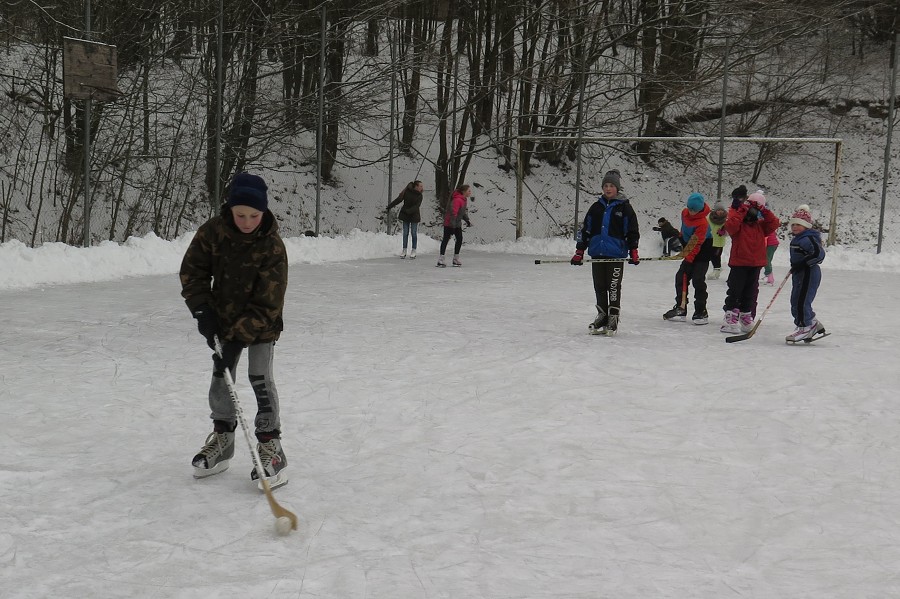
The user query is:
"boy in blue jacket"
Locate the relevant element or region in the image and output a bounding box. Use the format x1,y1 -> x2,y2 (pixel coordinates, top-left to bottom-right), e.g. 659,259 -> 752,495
570,169 -> 640,334
786,204 -> 827,343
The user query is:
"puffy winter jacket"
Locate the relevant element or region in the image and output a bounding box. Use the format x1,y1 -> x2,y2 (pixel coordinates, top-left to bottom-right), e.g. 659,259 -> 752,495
789,228 -> 825,269
443,191 -> 470,228
680,204 -> 712,263
724,204 -> 780,267
388,186 -> 423,223
180,208 -> 288,345
576,193 -> 640,258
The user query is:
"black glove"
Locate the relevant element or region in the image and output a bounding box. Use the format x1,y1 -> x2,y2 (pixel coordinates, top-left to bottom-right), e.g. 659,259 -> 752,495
192,304 -> 218,350
213,340 -> 245,373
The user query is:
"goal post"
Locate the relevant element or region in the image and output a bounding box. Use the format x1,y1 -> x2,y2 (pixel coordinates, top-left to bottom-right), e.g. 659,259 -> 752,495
515,135 -> 843,245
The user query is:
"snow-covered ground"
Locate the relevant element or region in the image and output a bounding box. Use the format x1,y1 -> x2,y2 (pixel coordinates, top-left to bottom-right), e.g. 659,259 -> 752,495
1,234 -> 899,598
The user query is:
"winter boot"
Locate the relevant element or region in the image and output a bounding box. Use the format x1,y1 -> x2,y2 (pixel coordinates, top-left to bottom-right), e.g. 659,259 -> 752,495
720,308 -> 741,333
663,304 -> 687,322
452,254 -> 462,267
436,255 -> 446,267
400,249 -> 407,259
192,431 -> 235,478
707,268 -> 721,280
765,273 -> 775,286
691,309 -> 709,325
409,249 -> 416,259
739,312 -> 754,332
588,305 -> 608,333
250,438 -> 288,490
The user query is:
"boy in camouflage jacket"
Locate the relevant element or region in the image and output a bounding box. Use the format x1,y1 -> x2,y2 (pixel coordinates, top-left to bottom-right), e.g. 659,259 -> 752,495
180,172 -> 290,489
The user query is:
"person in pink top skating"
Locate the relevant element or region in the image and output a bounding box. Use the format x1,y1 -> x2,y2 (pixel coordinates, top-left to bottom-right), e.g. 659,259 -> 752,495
437,184 -> 472,267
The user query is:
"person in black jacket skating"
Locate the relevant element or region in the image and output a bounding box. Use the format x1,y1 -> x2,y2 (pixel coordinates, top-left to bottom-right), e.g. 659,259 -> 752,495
570,169 -> 641,334
387,180 -> 424,258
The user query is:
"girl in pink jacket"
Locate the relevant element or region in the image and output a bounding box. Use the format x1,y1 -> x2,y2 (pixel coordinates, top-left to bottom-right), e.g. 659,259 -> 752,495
437,185 -> 472,267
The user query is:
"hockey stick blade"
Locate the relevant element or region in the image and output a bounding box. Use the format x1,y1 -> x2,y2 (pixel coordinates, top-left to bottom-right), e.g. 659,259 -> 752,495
725,321 -> 761,343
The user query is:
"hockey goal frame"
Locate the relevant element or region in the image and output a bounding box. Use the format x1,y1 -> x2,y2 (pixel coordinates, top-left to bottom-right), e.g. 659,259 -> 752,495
515,135 -> 843,245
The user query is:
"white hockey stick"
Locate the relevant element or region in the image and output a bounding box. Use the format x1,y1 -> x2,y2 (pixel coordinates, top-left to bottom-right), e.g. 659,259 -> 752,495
214,336 -> 298,532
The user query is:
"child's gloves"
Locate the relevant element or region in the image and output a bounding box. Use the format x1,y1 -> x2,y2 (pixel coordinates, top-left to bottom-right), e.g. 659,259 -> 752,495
570,249 -> 584,265
192,304 -> 219,350
628,249 -> 640,265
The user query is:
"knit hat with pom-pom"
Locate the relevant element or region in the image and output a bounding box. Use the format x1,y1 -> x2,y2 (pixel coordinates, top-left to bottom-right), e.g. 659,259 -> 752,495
789,204 -> 813,228
747,191 -> 766,207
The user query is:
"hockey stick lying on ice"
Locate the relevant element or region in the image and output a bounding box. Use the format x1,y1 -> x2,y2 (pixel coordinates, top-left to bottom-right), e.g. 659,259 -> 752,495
725,270 -> 791,343
534,256 -> 680,264
214,336 -> 299,533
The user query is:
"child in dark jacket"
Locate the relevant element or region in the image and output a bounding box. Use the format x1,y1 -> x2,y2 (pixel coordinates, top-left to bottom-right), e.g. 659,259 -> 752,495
663,193 -> 713,324
570,169 -> 640,335
180,172 -> 290,490
653,217 -> 683,256
720,187 -> 780,334
785,204 -> 827,343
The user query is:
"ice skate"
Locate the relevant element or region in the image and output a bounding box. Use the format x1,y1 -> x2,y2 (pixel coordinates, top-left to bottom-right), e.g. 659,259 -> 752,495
707,268 -> 721,280
720,309 -> 741,333
786,320 -> 828,344
604,307 -> 619,336
400,249 -> 407,259
452,254 -> 462,267
192,431 -> 235,478
436,255 -> 446,268
409,249 -> 416,259
691,309 -> 709,325
739,312 -> 754,333
588,305 -> 607,334
663,305 -> 687,322
250,438 -> 288,491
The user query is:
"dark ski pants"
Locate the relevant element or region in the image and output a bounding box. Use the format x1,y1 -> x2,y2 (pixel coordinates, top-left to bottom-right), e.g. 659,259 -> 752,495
439,226 -> 463,256
591,260 -> 625,315
710,247 -> 723,270
208,341 -> 281,438
674,258 -> 710,313
790,265 -> 821,327
723,265 -> 762,313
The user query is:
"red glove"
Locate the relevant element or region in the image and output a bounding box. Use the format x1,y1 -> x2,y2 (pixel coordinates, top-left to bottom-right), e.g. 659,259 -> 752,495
628,249 -> 640,265
570,249 -> 584,265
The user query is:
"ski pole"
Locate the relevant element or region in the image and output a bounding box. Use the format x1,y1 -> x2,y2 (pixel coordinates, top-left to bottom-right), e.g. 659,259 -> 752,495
725,270 -> 792,343
534,256 -> 680,264
213,336 -> 299,533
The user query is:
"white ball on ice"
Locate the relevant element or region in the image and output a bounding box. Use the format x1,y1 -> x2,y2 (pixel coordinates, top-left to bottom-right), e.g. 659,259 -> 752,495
275,516 -> 292,536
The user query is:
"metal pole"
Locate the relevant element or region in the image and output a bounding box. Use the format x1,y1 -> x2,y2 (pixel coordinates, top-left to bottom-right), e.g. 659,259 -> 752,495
82,0 -> 91,247
387,27 -> 396,234
316,4 -> 326,236
573,34 -> 588,240
827,140 -> 842,246
877,32 -> 898,254
516,139 -> 523,239
716,37 -> 730,201
214,0 -> 223,207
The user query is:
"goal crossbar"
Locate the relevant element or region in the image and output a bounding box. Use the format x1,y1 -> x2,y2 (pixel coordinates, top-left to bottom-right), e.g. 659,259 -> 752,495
515,135 -> 843,245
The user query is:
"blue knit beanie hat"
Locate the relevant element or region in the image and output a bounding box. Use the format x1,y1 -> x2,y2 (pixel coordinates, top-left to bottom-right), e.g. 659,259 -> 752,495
227,172 -> 268,212
686,192 -> 705,212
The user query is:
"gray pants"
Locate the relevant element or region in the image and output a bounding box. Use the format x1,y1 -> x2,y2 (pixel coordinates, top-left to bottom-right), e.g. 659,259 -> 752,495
208,341 -> 281,435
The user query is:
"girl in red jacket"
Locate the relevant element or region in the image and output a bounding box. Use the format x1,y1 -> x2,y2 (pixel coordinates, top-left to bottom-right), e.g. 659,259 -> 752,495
720,188 -> 780,333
